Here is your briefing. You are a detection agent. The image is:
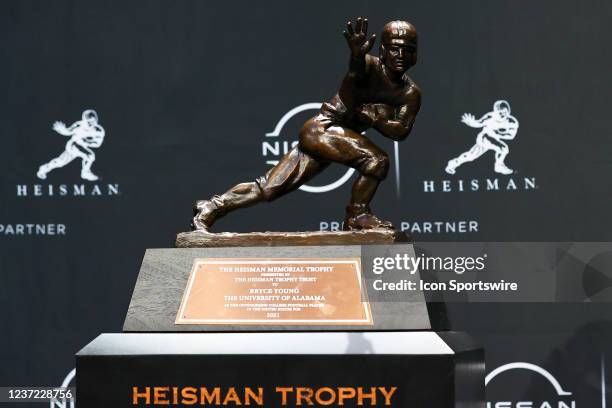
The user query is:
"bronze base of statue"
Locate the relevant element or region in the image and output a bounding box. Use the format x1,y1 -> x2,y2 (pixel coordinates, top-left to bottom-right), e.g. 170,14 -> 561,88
175,228 -> 409,248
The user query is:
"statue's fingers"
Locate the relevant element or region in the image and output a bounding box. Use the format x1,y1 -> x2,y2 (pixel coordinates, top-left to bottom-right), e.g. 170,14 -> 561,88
356,17 -> 363,33
363,18 -> 368,34
346,21 -> 354,35
365,34 -> 376,51
343,30 -> 352,44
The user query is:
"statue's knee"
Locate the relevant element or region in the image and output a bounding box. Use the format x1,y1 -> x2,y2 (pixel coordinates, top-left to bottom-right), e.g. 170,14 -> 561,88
361,154 -> 389,180
261,188 -> 277,201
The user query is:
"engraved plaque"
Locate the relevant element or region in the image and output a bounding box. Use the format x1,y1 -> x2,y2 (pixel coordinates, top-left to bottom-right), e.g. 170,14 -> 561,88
175,258 -> 372,325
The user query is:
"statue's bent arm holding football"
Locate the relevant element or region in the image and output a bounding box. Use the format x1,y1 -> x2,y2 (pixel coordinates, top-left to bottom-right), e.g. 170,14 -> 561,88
192,17 -> 421,232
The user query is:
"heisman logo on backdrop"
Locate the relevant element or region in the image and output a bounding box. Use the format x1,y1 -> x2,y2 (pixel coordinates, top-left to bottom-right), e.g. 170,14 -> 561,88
424,100 -> 537,193
16,109 -> 120,197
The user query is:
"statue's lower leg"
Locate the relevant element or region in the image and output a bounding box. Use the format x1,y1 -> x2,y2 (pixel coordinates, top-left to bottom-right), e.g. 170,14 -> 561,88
191,182 -> 263,231
494,150 -> 513,174
343,175 -> 394,230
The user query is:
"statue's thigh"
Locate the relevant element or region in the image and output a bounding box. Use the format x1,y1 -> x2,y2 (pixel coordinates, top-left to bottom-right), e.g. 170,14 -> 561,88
310,125 -> 386,168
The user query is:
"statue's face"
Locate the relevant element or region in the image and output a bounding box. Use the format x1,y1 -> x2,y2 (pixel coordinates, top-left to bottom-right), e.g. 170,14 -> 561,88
380,21 -> 417,75
497,108 -> 509,119
382,39 -> 417,74
494,105 -> 510,119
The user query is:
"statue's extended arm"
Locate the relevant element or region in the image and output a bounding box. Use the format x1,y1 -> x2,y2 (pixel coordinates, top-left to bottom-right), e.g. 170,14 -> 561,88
343,17 -> 376,80
52,121 -> 80,136
461,113 -> 490,128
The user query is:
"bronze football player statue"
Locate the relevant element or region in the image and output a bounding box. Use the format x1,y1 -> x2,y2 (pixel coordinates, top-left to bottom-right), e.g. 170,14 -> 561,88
192,18 -> 420,231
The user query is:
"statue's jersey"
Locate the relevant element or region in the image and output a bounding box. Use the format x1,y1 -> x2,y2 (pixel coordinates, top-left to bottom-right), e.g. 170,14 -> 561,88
68,122 -> 105,148
480,114 -> 519,141
320,54 -> 419,132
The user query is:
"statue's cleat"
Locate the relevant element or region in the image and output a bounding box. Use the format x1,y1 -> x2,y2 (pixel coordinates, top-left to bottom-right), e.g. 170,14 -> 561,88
445,163 -> 456,175
191,198 -> 224,231
36,168 -> 47,180
81,172 -> 99,181
494,163 -> 513,175
344,213 -> 394,231
190,215 -> 209,231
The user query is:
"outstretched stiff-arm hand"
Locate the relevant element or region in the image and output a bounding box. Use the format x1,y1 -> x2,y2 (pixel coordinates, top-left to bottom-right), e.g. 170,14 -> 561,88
52,121 -> 80,136
461,113 -> 490,128
343,17 -> 376,79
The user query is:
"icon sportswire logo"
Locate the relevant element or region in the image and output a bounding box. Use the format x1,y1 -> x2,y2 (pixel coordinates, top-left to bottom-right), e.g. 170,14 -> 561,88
446,100 -> 518,175
262,103 -> 402,195
37,109 -> 105,181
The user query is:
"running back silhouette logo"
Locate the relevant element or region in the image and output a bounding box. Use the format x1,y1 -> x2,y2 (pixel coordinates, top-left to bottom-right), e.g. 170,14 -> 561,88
445,100 -> 519,175
37,109 -> 105,181
421,98 -> 535,200
8,108 -> 119,233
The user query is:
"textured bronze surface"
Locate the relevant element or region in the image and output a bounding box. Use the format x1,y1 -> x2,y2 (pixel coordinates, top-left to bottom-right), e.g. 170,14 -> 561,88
191,17 -> 420,233
175,258 -> 372,325
175,229 -> 409,248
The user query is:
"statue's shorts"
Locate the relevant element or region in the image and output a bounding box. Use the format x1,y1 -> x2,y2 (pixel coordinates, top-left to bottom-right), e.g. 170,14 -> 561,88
255,113 -> 389,201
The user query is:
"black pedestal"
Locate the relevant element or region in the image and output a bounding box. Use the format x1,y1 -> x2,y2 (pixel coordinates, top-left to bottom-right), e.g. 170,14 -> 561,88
77,331 -> 483,407
77,244 -> 485,407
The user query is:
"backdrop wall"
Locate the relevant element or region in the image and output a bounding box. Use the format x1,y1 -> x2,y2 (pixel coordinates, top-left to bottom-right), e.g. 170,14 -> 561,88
1,0 -> 611,406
